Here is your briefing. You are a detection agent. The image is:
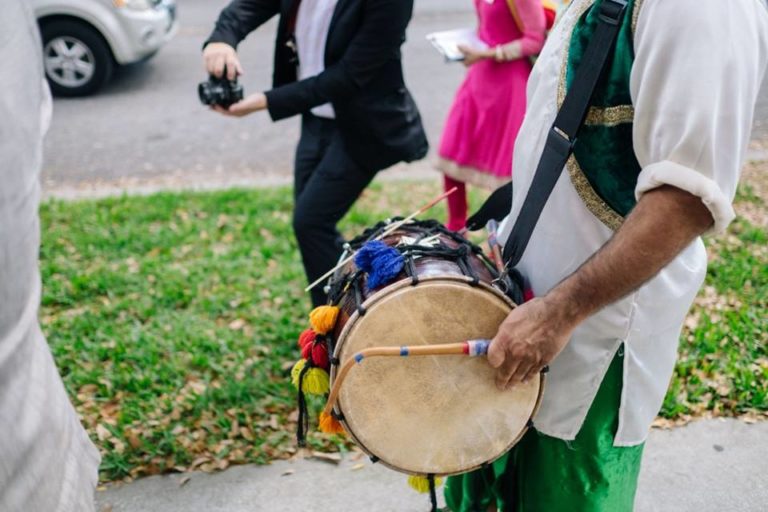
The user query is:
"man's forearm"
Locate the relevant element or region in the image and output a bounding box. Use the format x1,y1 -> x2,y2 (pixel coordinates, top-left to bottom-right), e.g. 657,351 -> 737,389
544,185 -> 715,325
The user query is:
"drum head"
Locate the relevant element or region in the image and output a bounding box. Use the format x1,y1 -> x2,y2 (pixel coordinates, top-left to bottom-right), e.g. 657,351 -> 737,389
333,277 -> 541,476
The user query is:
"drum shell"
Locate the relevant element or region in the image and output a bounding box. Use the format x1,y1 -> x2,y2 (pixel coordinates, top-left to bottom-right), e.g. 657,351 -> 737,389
326,226 -> 543,476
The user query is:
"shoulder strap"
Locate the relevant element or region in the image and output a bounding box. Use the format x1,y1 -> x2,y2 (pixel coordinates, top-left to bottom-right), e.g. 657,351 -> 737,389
466,1 -> 629,235
503,0 -> 628,266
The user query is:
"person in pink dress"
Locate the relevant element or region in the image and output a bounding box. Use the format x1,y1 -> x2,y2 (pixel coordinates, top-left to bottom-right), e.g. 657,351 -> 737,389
437,0 -> 547,231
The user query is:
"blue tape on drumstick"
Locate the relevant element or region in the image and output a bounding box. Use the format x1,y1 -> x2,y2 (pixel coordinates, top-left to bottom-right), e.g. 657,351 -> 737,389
400,347 -> 409,356
467,339 -> 491,356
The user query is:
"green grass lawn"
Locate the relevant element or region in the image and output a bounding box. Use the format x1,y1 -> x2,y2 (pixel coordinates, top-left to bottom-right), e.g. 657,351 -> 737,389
39,179 -> 766,482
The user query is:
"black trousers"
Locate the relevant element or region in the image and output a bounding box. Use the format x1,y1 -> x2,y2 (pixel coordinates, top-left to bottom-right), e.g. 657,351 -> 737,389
293,114 -> 377,307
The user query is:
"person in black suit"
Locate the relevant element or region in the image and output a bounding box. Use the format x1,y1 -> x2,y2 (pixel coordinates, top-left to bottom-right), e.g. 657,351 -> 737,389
203,0 -> 429,306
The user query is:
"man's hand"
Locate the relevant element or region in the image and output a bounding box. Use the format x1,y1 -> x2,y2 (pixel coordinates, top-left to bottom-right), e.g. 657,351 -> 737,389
487,297 -> 577,390
203,42 -> 243,80
487,185 -> 715,391
212,92 -> 268,117
458,44 -> 491,67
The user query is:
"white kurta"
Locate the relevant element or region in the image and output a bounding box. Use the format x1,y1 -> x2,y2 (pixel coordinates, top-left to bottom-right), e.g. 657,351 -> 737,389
499,0 -> 768,445
0,2 -> 100,510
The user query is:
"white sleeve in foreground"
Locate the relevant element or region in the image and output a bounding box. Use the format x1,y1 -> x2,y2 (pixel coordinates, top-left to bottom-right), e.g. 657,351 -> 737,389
630,0 -> 768,233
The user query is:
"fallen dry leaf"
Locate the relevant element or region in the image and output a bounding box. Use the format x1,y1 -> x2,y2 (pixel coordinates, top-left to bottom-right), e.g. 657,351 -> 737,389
95,424 -> 112,441
311,451 -> 342,465
240,427 -> 254,441
228,319 -> 246,331
189,456 -> 211,470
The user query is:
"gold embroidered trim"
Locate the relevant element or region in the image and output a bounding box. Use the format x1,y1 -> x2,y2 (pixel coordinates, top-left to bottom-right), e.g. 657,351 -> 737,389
558,0 -> 643,105
557,0 -> 625,230
632,0 -> 645,36
557,0 -> 594,107
566,155 -> 624,230
434,157 -> 512,191
584,104 -> 634,127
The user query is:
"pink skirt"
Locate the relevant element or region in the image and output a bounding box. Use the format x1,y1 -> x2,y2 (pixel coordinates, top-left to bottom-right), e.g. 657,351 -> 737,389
437,58 -> 531,190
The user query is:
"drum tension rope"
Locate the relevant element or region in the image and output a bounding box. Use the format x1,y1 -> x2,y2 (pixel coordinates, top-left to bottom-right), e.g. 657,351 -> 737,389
295,363 -> 311,447
427,474 -> 438,512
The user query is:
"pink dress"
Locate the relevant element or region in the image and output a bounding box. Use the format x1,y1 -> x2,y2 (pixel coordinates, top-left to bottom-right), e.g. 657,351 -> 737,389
437,0 -> 546,190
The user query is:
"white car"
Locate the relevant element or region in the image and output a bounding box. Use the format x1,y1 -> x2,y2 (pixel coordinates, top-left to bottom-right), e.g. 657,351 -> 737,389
33,0 -> 178,96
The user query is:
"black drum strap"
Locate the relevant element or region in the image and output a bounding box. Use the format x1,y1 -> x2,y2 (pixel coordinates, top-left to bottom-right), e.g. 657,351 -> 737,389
467,0 -> 629,269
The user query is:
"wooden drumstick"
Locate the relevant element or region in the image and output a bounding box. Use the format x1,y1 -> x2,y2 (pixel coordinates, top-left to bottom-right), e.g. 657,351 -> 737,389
305,187 -> 459,292
322,339 -> 490,417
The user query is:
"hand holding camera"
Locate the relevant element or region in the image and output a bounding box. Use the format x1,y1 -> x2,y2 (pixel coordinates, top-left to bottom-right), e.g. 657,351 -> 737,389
203,42 -> 242,80
200,43 -> 267,117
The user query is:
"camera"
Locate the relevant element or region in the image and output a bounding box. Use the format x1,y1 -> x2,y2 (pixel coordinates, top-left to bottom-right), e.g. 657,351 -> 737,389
198,72 -> 244,108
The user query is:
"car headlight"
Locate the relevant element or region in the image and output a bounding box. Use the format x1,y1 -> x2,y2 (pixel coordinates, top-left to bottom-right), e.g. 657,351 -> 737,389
113,0 -> 154,10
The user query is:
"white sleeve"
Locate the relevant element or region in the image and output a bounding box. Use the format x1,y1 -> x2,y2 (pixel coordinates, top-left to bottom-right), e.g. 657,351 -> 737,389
630,0 -> 768,233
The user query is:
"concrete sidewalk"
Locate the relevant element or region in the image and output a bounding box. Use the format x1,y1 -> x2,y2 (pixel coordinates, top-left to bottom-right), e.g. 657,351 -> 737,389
96,418 -> 767,512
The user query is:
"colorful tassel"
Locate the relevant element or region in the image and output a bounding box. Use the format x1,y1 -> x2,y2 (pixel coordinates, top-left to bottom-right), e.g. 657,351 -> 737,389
304,367 -> 329,395
309,306 -> 340,335
318,411 -> 346,435
290,359 -> 330,395
354,240 -> 404,289
291,358 -> 307,388
297,328 -> 316,349
407,475 -> 443,494
302,341 -> 330,370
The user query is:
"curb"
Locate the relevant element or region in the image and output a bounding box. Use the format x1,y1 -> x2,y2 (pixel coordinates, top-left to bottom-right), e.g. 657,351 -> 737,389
43,150 -> 768,202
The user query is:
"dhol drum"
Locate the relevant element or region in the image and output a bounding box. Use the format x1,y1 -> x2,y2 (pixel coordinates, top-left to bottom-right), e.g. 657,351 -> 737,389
319,219 -> 544,478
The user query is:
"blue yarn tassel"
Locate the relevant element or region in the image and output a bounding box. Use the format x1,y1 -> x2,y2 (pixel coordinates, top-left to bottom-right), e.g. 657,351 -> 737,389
354,240 -> 404,289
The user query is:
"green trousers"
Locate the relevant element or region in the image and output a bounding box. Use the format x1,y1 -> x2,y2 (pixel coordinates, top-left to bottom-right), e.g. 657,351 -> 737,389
444,350 -> 645,512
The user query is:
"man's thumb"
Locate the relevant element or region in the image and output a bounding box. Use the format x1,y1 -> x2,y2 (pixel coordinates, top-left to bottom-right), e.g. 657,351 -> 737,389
487,340 -> 504,368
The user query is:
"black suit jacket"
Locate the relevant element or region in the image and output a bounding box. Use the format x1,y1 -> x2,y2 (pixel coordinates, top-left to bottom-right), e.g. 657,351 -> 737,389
207,0 -> 429,171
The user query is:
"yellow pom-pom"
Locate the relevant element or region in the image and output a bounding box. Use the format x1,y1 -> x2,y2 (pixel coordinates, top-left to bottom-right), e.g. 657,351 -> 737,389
304,367 -> 330,395
291,359 -> 307,388
291,359 -> 330,395
407,475 -> 443,494
309,305 -> 340,335
319,411 -> 346,434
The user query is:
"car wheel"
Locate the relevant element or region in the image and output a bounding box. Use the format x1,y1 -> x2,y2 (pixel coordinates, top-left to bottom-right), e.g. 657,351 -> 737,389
41,20 -> 113,97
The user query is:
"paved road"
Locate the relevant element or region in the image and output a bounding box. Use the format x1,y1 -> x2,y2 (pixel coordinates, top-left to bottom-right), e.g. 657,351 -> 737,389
96,419 -> 768,512
42,1 -> 768,192
42,0 -> 473,190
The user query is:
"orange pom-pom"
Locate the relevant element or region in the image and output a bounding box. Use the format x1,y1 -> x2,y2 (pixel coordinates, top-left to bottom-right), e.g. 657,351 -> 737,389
298,328 -> 316,349
309,306 -> 340,335
319,411 -> 345,435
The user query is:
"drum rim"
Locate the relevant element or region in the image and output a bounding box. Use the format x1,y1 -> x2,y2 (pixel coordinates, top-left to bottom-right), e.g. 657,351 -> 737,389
329,275 -> 546,477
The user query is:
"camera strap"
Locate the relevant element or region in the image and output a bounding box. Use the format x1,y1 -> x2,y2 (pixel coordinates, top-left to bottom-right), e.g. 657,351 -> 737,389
466,0 -> 629,268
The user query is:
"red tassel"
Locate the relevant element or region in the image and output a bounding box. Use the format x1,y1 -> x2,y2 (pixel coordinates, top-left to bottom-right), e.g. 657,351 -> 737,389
302,342 -> 330,370
544,8 -> 556,30
311,343 -> 329,370
298,328 -> 316,349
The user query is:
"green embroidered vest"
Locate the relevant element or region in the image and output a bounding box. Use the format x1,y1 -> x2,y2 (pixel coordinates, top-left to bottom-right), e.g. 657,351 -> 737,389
561,0 -> 643,230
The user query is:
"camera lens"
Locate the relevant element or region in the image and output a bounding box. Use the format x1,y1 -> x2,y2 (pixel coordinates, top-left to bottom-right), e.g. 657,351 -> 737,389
230,82 -> 244,104
198,82 -> 213,105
